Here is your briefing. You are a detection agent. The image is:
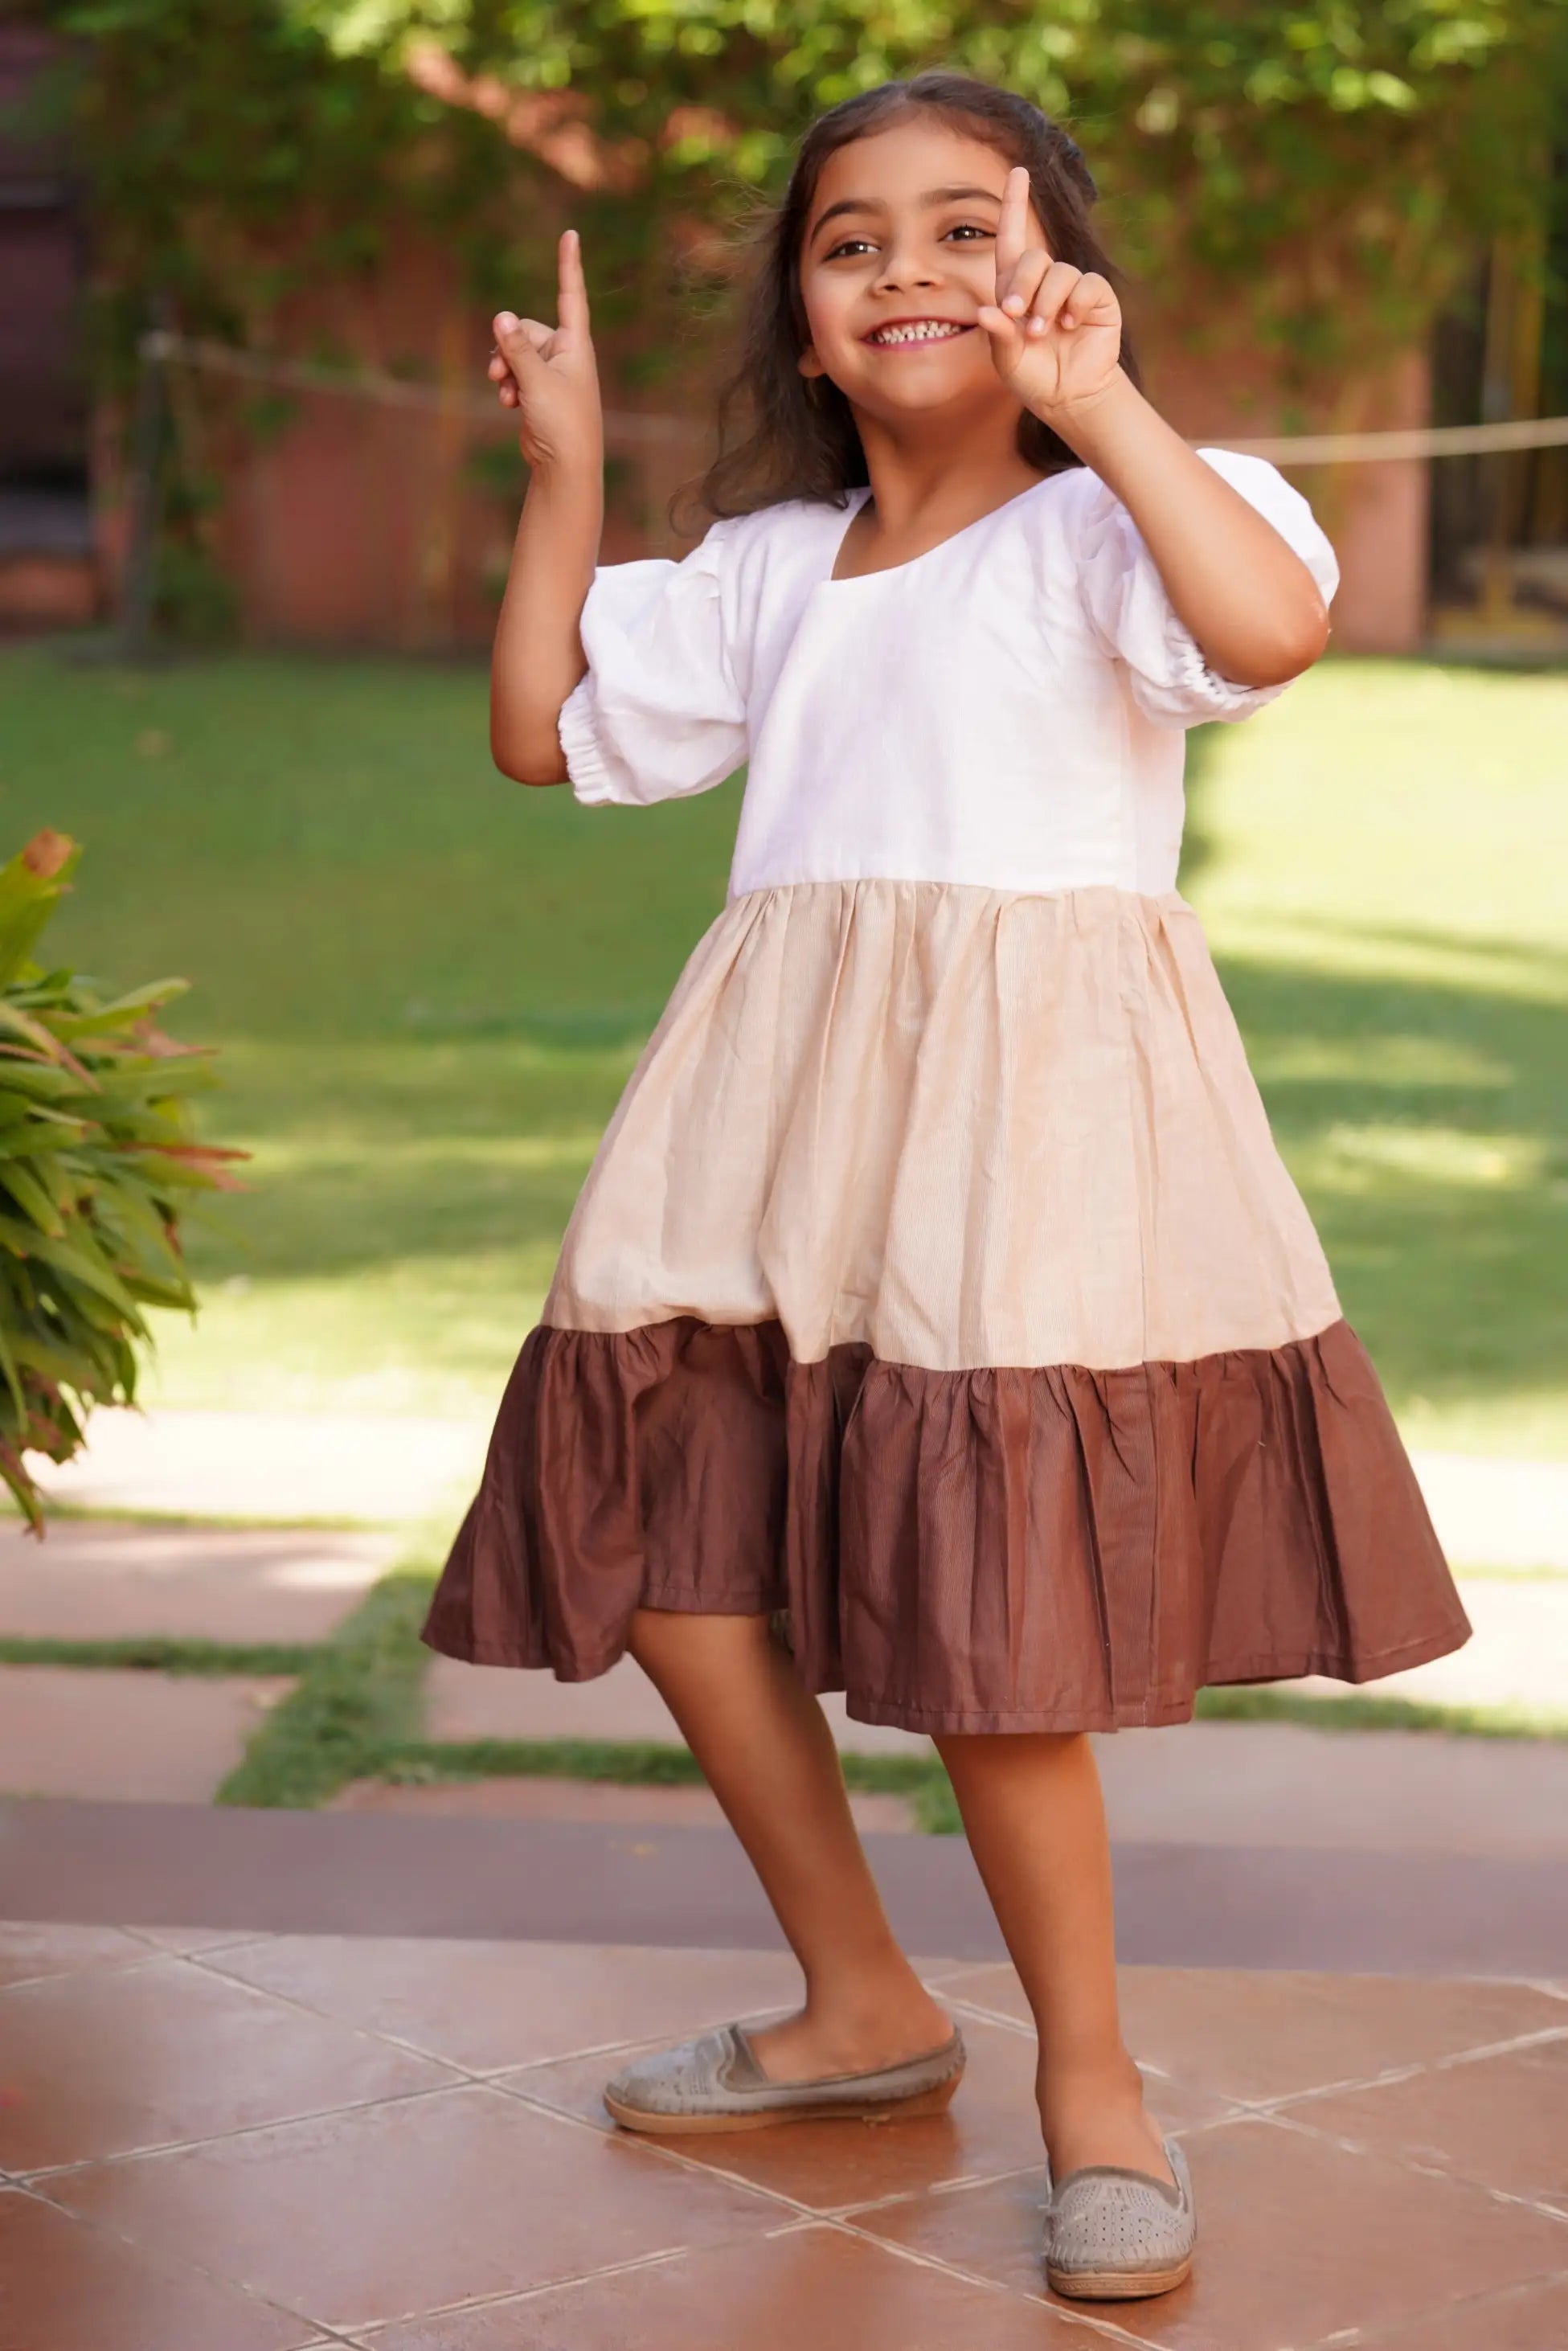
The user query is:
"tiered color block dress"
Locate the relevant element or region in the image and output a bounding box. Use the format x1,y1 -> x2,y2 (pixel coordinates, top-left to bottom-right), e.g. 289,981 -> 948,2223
424,448 -> 1472,1733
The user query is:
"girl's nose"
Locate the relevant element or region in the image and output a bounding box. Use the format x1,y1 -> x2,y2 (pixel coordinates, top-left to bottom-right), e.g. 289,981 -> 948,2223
874,244 -> 941,295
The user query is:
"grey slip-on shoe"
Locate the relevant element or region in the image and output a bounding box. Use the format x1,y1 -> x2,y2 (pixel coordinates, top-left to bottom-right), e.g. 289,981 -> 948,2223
1042,2132 -> 1197,2300
603,2020 -> 966,2136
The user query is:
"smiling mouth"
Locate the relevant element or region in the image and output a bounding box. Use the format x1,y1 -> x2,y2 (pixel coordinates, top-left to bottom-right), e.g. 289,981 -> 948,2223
863,319 -> 973,348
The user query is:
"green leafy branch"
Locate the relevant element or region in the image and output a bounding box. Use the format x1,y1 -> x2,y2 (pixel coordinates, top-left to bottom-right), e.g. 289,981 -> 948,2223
0,829 -> 246,1530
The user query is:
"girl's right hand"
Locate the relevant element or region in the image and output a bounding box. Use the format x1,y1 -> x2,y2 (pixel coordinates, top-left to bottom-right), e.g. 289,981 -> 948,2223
488,228 -> 602,472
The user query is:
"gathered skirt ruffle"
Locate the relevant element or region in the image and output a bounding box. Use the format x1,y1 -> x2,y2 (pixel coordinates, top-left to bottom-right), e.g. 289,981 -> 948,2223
423,1313 -> 1471,1734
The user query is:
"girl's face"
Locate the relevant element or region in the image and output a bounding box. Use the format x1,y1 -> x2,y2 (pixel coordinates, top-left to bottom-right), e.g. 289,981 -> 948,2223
796,117 -> 1044,435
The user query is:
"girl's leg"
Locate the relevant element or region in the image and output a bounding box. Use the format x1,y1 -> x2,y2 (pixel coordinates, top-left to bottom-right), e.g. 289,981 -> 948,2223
935,1730 -> 1175,2185
628,1608 -> 952,2079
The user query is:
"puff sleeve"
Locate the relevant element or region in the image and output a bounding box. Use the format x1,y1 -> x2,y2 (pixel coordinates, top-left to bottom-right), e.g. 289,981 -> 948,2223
1071,446 -> 1341,727
557,517 -> 747,807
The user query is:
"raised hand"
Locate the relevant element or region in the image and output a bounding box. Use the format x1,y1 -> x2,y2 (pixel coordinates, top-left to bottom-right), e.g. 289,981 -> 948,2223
488,227 -> 602,471
976,166 -> 1123,421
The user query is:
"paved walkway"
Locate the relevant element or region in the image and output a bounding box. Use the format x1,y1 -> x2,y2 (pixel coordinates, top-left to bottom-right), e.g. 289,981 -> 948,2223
23,1407 -> 490,1530
0,1522 -> 396,1643
1,1919 -> 1563,2348
0,1667 -> 293,1802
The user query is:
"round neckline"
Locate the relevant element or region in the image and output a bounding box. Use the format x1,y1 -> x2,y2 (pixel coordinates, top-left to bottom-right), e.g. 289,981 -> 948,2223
821,468 -> 1073,588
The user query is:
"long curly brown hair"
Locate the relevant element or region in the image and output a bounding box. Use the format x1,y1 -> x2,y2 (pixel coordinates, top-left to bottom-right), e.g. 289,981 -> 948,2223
691,72 -> 1142,523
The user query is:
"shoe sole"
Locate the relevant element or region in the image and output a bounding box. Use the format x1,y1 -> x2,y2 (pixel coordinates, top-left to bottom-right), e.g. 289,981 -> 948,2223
604,2072 -> 961,2136
1046,2253 -> 1193,2300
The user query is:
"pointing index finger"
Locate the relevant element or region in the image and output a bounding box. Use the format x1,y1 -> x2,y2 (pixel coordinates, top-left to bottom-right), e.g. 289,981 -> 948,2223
556,227 -> 590,340
993,166 -> 1033,288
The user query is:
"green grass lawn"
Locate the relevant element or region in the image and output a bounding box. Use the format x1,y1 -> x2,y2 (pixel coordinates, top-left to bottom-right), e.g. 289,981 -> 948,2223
1,642 -> 1564,1456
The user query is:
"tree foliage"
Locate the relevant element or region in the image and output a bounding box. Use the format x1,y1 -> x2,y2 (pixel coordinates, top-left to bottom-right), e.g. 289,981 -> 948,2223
47,0 -> 1567,388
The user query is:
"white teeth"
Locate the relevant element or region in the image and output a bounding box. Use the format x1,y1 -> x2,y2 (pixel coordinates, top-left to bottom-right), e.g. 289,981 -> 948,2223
870,320 -> 964,346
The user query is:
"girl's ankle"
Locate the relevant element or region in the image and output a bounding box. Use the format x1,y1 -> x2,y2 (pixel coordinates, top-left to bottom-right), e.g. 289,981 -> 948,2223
1036,2050 -> 1151,2128
796,1976 -> 952,2046
1036,2054 -> 1173,2184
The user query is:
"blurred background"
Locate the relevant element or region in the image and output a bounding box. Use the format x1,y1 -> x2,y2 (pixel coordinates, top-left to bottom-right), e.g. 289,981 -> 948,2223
0,14 -> 1566,2343
0,0 -> 1564,1826
0,0 -> 1565,1860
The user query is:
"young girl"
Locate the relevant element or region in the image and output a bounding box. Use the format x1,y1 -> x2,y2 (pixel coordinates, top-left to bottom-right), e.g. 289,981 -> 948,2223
424,72 -> 1472,2302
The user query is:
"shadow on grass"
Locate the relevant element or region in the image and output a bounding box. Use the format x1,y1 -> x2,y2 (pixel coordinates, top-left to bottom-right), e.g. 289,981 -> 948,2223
1215,943 -> 1567,1422
1178,722 -> 1568,1428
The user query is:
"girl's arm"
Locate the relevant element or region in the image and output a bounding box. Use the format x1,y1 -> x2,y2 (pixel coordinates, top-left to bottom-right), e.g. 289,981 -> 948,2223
980,169 -> 1331,690
1049,377 -> 1330,690
487,230 -> 605,785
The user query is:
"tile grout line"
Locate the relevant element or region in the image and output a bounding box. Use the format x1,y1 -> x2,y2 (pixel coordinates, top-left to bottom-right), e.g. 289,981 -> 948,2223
0,1959 -> 162,1994
1298,2264 -> 1568,2351
18,2075 -> 488,2184
177,1949 -> 1568,2136
22,1956 -> 1566,2249
348,2242 -> 713,2337
186,1943 -> 819,2078
4,2174 -> 359,2346
494,2078 -> 836,2223
117,1925 -> 280,1956
15,2117 -> 1152,2351
817,2208 -> 1180,2351
478,2058 -> 1157,2330
466,1997 -> 810,2079
18,1938 -> 1566,2335
18,1955 -> 866,2193
1233,2018 -> 1568,2117
181,1944 -> 497,2066
945,1988 -> 1568,2124
816,2158 -> 1054,2222
0,1949 -> 201,1998
1231,2103 -> 1568,2226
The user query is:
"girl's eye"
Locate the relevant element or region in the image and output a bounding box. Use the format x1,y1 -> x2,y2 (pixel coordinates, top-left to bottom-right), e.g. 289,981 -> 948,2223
943,223 -> 993,243
824,237 -> 877,260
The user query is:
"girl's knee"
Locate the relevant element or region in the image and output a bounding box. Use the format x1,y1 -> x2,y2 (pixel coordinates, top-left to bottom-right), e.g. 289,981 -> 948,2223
628,1606 -> 773,1667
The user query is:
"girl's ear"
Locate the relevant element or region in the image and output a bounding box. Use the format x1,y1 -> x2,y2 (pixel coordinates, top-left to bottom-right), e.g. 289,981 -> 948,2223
798,344 -> 825,379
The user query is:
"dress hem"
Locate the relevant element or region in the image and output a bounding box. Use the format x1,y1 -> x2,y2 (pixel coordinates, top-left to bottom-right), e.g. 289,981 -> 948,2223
420,1313 -> 1473,1733
419,1616 -> 1475,1735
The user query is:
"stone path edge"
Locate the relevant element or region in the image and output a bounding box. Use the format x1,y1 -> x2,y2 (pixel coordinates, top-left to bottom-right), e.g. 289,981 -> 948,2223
3,1800 -> 1565,1976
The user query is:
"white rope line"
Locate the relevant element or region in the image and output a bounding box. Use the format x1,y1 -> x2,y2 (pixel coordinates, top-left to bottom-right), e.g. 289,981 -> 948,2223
140,330 -> 694,445
1208,416 -> 1568,462
141,330 -> 1568,463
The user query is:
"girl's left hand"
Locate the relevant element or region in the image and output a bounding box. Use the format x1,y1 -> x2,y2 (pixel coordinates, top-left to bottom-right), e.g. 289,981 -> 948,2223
978,166 -> 1124,421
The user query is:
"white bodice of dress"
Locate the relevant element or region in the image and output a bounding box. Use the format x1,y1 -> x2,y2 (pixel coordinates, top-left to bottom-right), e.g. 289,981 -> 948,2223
558,448 -> 1340,901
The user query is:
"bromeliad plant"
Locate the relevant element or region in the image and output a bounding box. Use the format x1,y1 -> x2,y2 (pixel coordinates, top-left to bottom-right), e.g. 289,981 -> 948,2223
0,829 -> 246,1533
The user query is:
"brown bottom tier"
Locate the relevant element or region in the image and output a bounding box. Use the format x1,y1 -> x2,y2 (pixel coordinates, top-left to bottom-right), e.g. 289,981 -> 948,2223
423,1316 -> 1472,1734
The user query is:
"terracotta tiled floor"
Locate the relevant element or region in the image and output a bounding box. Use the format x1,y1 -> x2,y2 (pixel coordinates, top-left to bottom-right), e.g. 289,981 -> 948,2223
2,1924 -> 1565,2349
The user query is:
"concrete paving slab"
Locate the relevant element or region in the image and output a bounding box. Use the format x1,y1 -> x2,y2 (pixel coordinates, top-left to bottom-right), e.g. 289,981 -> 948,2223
1087,1721 -> 1568,1855
423,1651 -> 933,1759
330,1777 -> 917,1833
1414,1450 -> 1568,1570
0,1522 -> 396,1644
0,1666 -> 293,1801
23,1407 -> 488,1528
